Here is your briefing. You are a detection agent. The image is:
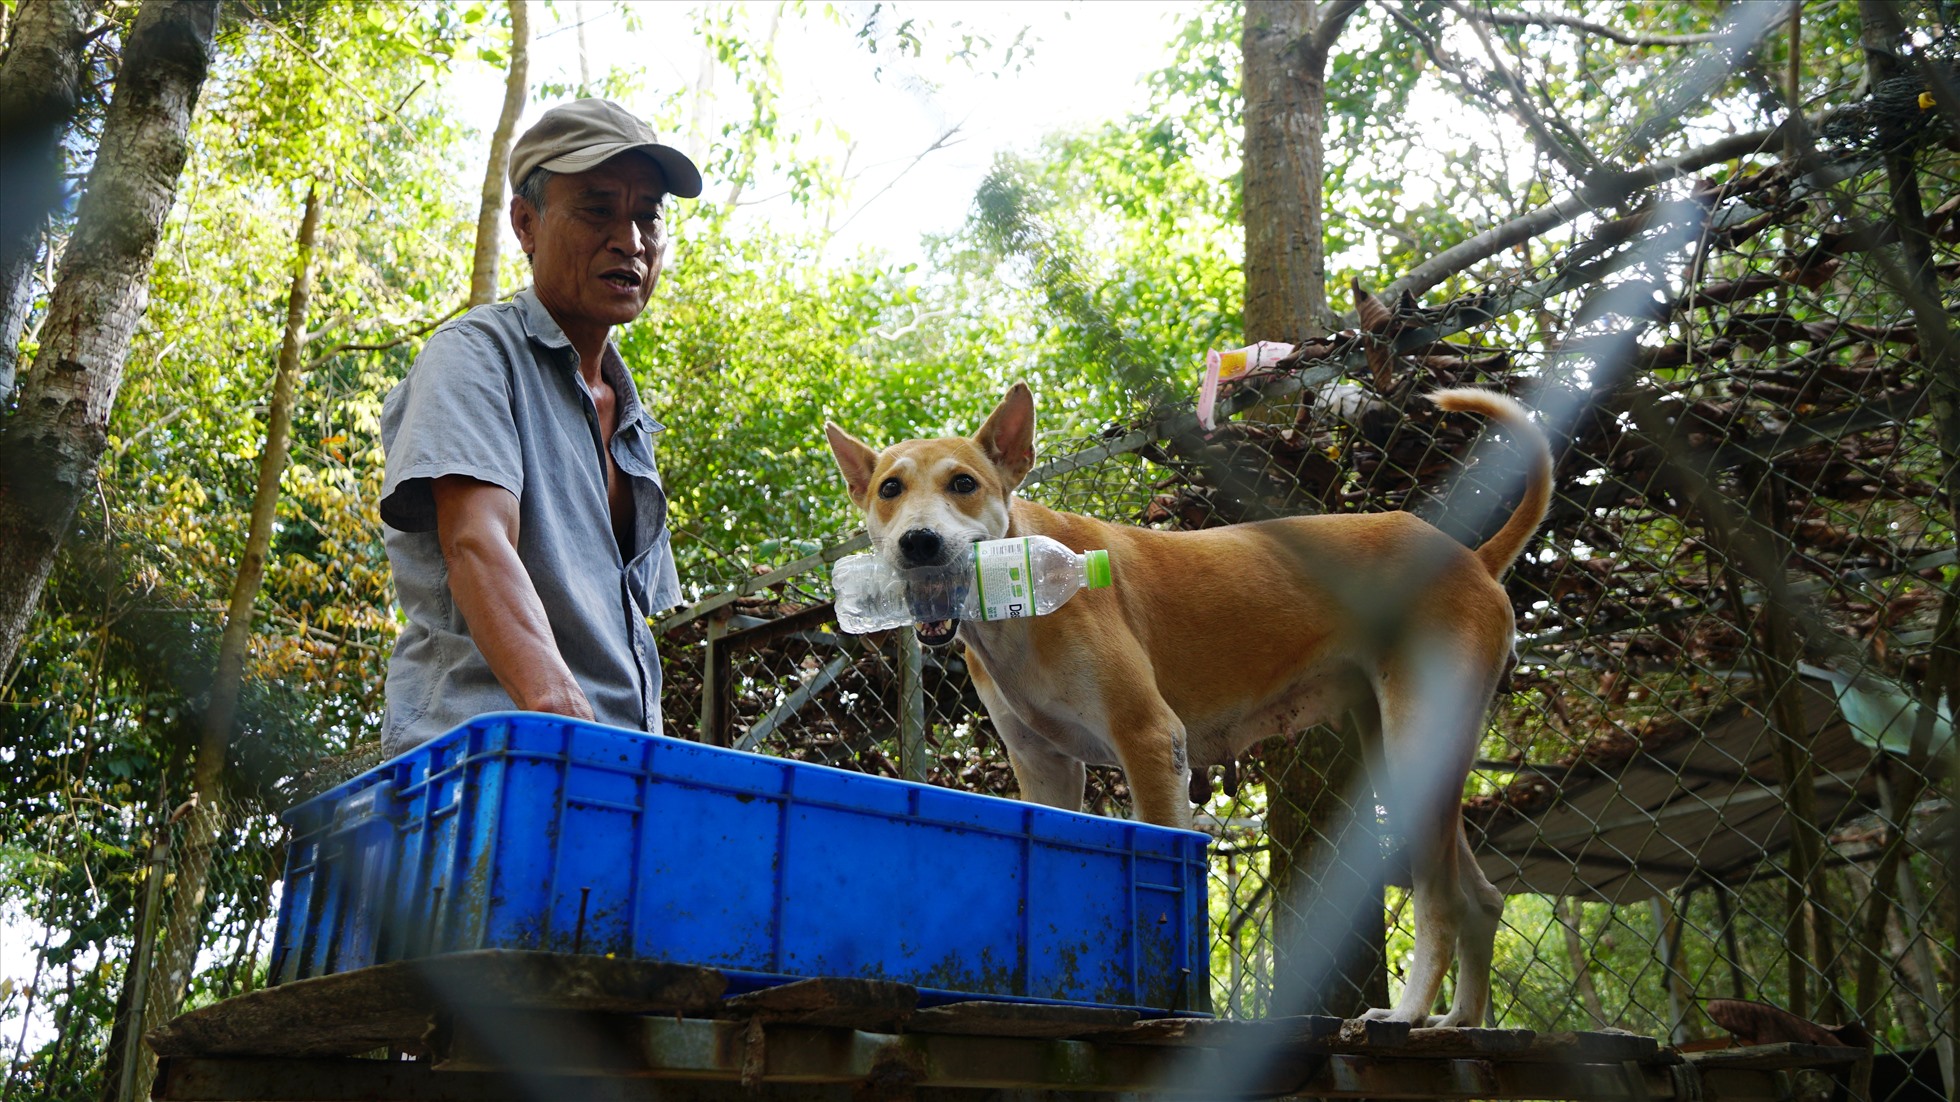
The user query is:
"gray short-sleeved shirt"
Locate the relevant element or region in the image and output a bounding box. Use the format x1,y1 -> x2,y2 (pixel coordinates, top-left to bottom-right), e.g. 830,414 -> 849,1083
378,287 -> 682,753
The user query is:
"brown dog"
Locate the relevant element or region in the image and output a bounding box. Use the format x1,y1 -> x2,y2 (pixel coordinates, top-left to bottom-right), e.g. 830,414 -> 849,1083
825,383 -> 1551,1025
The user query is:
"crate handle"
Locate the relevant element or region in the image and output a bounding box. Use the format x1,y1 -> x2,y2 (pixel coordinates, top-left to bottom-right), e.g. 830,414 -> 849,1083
331,780 -> 402,830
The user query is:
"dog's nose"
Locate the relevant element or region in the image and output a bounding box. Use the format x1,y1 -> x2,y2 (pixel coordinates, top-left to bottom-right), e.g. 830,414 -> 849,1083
898,528 -> 944,566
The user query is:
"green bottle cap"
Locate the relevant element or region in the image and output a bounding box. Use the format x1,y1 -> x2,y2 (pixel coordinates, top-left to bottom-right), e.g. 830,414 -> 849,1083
1085,549 -> 1112,589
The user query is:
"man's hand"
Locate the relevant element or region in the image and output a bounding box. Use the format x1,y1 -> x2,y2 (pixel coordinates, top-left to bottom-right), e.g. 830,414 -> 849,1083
432,474 -> 595,720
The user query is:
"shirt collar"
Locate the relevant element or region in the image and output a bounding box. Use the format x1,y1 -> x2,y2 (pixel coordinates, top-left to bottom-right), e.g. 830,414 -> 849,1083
516,287 -> 661,435
515,286 -> 574,351
602,345 -> 649,430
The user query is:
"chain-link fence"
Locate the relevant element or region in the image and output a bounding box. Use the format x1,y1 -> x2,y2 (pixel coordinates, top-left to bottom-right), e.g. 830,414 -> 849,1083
652,76 -> 1959,1102
54,789 -> 287,1102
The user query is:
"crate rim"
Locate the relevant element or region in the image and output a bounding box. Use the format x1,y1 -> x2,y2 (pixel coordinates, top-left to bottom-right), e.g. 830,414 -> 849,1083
287,710 -> 1214,848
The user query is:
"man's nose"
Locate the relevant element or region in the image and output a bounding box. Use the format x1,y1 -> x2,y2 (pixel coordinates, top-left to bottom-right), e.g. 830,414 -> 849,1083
608,219 -> 649,256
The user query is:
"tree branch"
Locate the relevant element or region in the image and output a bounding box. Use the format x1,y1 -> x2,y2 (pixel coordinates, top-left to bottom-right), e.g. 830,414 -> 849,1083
1456,5 -> 1729,48
305,303 -> 466,367
828,120 -> 965,239
1381,3 -> 1592,179
468,0 -> 528,308
238,0 -> 404,126
1383,125 -> 1783,300
1446,0 -> 1601,178
1307,0 -> 1366,60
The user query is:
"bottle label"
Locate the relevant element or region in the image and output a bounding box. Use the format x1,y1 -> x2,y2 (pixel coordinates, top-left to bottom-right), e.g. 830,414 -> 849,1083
973,538 -> 1037,620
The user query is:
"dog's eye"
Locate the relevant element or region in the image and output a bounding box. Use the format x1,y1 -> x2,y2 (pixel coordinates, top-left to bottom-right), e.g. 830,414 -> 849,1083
878,477 -> 903,499
949,473 -> 978,493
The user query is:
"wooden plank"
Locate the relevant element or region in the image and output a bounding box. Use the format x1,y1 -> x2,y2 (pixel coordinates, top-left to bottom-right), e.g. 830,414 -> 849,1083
433,1015 -> 1294,1093
1079,1014 -> 1344,1049
1681,1041 -> 1868,1070
657,533 -> 870,634
908,1001 -> 1139,1039
699,613 -> 731,745
722,977 -> 919,1030
1402,1027 -> 1538,1056
157,1055 -> 677,1101
898,629 -> 928,781
434,1007 -> 704,1078
214,1039 -> 1759,1101
1283,1053 -> 1694,1100
156,1056 -> 1131,1102
159,1032 -> 1825,1101
147,951 -> 727,1058
1510,1029 -> 1669,1064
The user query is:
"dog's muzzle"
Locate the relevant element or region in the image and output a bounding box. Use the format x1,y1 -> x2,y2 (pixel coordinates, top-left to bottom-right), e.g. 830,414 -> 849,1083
914,618 -> 959,647
894,537 -> 965,646
898,527 -> 949,567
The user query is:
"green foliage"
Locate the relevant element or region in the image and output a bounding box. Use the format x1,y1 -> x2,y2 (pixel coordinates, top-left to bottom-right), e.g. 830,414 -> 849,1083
627,207 -> 964,585
4,2 -> 1955,1093
4,2 -> 473,1093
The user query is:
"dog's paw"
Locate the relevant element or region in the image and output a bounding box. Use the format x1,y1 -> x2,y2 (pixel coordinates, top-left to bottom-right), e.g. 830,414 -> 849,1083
1360,1006 -> 1467,1027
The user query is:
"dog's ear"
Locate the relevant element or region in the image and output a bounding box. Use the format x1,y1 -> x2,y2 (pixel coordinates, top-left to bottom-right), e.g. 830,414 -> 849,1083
974,382 -> 1037,489
825,421 -> 880,508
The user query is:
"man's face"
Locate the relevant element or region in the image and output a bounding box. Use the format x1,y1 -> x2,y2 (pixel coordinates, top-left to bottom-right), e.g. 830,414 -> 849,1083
512,154 -> 669,333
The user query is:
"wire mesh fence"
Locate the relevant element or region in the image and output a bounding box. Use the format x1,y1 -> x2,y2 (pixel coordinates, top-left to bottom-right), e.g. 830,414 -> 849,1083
46,789 -> 288,1102
652,90 -> 1958,1100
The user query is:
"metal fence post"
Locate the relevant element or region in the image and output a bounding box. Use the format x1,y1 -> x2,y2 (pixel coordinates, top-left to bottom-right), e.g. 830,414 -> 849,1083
115,833 -> 171,1102
898,629 -> 927,782
700,611 -> 732,746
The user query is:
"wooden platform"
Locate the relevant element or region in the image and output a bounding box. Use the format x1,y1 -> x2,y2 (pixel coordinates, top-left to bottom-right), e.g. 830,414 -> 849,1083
149,952 -> 1871,1100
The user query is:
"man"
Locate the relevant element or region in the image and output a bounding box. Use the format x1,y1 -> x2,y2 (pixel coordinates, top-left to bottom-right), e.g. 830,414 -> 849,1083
377,99 -> 703,754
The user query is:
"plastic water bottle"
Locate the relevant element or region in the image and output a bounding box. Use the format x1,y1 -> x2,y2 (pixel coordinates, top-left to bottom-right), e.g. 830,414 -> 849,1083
831,536 -> 1113,633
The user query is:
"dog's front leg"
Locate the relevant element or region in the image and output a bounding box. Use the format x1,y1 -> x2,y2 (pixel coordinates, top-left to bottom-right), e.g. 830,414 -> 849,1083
1002,733 -> 1087,811
970,660 -> 1087,811
1107,698 -> 1194,831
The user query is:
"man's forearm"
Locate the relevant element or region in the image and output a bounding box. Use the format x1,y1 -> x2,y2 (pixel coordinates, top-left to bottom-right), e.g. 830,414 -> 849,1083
445,534 -> 593,718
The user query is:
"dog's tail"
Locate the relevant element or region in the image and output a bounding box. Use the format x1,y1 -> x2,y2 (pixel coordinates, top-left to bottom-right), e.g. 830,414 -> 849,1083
1426,387 -> 1553,579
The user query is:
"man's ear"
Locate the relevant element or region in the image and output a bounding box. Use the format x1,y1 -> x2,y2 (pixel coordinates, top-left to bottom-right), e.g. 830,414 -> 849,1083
974,382 -> 1036,490
510,195 -> 538,260
825,422 -> 879,508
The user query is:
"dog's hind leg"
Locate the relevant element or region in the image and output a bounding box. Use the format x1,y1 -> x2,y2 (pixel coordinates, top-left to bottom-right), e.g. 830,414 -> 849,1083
1435,819 -> 1504,1027
1366,643 -> 1494,1026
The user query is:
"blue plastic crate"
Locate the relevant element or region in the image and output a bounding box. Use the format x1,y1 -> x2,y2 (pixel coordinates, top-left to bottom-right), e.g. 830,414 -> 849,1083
271,713 -> 1211,1014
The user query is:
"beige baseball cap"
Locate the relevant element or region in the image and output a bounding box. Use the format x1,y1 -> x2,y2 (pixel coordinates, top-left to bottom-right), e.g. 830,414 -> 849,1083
507,98 -> 703,199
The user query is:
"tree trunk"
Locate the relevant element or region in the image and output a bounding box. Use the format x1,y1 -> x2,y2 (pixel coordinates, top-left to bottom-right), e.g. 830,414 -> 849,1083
1857,5 -> 1960,1078
132,184 -> 322,1100
95,825 -> 168,1102
721,6 -> 783,210
468,0 -> 528,307
1242,0 -> 1380,1019
0,0 -> 218,677
1556,896 -> 1609,1028
1265,715 -> 1387,1017
1242,0 -> 1340,340
0,0 -> 94,402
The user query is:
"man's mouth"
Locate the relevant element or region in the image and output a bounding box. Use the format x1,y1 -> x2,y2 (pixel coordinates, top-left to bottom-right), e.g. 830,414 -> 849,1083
914,619 -> 959,647
600,269 -> 644,290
